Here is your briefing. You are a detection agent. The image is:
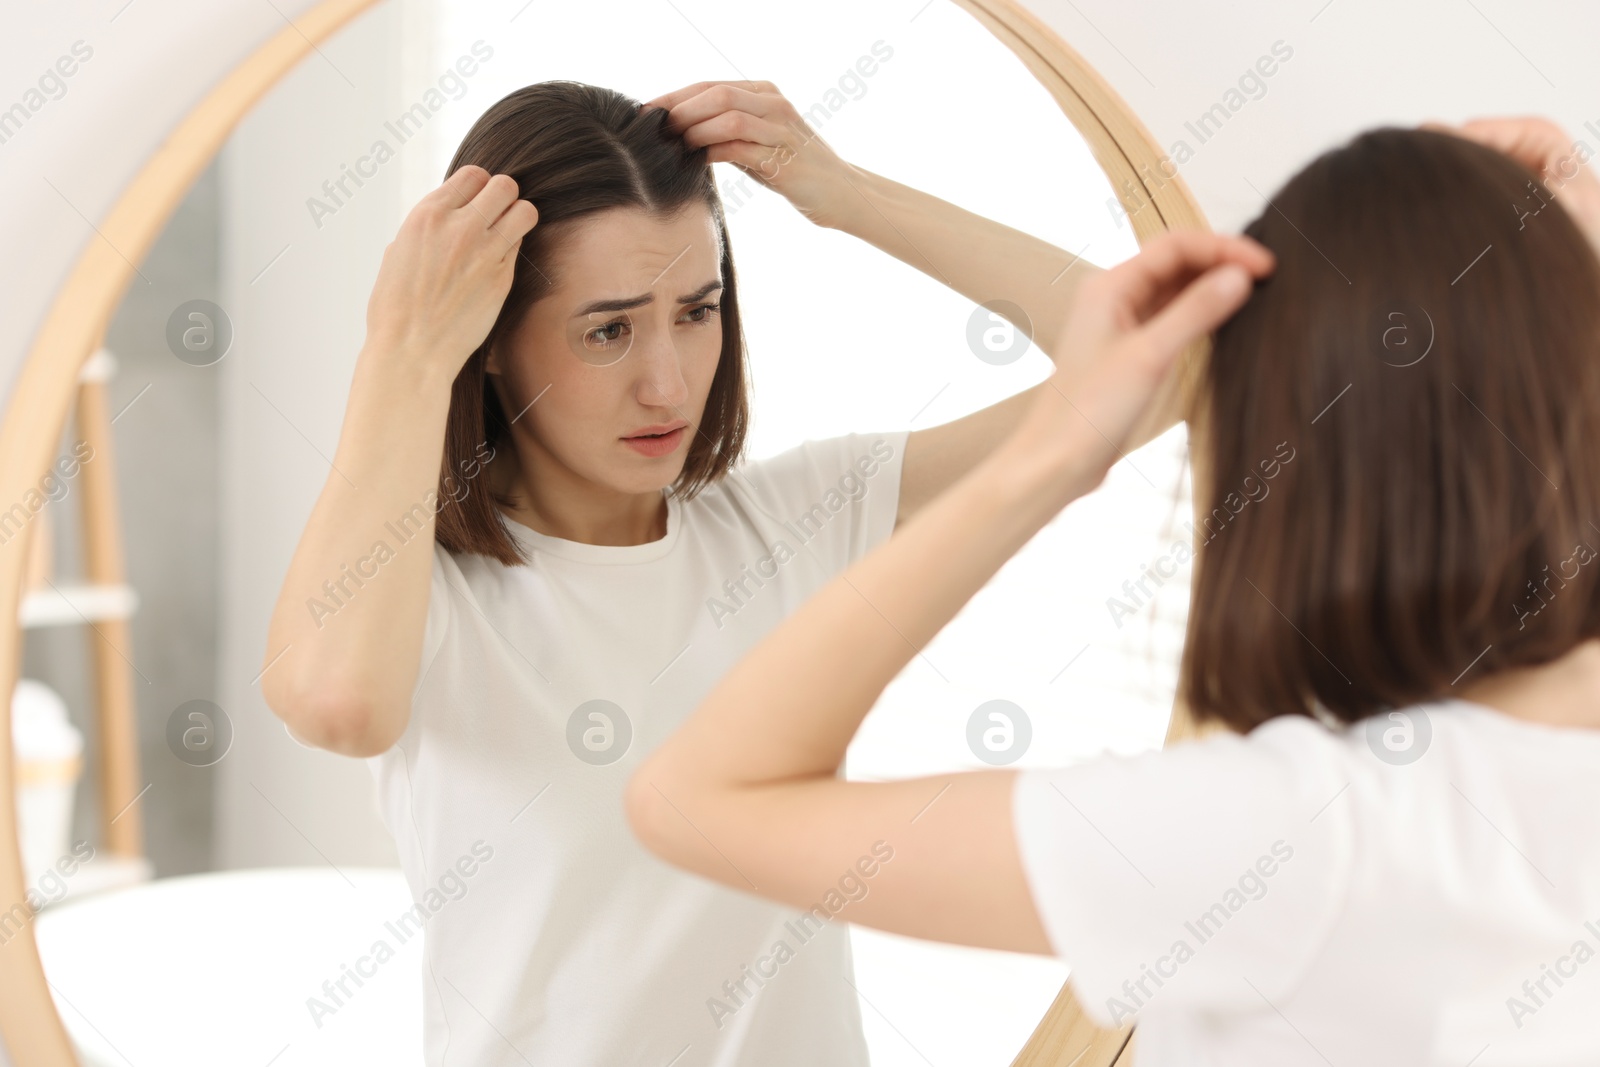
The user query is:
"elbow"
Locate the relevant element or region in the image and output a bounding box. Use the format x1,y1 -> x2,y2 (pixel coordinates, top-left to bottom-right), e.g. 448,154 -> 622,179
624,758 -> 683,864
626,755 -> 738,876
620,764 -> 672,863
263,674 -> 399,758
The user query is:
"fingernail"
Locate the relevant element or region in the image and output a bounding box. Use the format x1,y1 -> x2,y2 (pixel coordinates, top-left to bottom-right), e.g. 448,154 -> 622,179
1214,265 -> 1250,297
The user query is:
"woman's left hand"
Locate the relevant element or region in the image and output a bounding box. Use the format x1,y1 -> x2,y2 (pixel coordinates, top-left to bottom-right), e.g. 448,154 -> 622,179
644,81 -> 857,229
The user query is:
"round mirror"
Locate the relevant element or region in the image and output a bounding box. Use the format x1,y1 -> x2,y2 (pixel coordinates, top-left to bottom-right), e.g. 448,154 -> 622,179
4,1 -> 1205,1064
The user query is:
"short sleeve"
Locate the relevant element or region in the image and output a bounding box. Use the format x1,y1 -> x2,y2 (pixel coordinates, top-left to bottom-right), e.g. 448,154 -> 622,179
1011,716 -> 1355,1026
730,430 -> 909,568
414,540 -> 456,704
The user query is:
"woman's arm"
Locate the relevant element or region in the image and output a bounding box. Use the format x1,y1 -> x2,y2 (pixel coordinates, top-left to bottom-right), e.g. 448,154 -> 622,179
1428,116 -> 1600,261
648,81 -> 1091,351
825,163 -> 1138,528
260,167 -> 536,757
626,230 -> 1272,952
824,163 -> 1090,362
647,81 -> 1172,526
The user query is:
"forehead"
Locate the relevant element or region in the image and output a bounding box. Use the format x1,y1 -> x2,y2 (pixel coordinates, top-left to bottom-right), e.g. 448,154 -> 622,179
548,204 -> 721,299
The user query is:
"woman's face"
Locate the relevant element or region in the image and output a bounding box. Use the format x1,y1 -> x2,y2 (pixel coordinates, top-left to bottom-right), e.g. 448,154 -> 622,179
487,203 -> 725,497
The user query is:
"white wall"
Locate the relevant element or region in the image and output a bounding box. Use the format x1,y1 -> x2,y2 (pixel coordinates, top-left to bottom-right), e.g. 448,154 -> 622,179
1025,0 -> 1600,236
0,0 -> 325,413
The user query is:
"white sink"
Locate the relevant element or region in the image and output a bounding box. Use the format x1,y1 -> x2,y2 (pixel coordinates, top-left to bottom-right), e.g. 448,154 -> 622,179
34,867 -> 424,1067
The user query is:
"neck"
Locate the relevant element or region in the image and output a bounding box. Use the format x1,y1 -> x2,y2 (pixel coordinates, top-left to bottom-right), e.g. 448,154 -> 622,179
1458,637 -> 1600,730
489,432 -> 668,546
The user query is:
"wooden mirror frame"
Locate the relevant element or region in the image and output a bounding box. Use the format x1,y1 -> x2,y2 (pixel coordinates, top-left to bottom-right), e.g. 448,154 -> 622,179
0,0 -> 1210,1061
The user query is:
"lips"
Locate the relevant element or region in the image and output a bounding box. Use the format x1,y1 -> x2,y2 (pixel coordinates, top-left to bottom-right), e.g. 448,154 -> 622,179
621,422 -> 688,458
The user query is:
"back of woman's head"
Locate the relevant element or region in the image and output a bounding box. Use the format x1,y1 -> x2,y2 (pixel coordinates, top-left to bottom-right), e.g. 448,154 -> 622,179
1182,126 -> 1600,730
434,80 -> 749,563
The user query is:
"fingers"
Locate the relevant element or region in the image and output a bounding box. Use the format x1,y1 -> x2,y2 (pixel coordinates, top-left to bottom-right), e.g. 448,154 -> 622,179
1066,232 -> 1267,385
1434,116 -> 1574,175
434,164 -> 492,207
646,80 -> 778,114
432,165 -> 523,228
1031,257 -> 1253,477
643,81 -> 718,111
674,85 -> 784,139
1459,115 -> 1568,148
464,172 -> 522,228
1103,230 -> 1273,321
646,82 -> 792,147
705,140 -> 787,178
646,80 -> 729,112
491,198 -> 539,253
1134,263 -> 1253,363
678,109 -> 795,156
422,166 -> 537,257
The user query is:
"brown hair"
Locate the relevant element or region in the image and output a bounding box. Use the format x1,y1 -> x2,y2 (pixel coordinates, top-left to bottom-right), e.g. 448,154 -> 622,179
433,80 -> 750,565
1181,126 -> 1600,731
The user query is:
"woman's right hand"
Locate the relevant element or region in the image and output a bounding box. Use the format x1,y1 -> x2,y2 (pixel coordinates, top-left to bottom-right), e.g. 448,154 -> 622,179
365,165 -> 539,375
265,165 -> 535,757
1003,229 -> 1274,501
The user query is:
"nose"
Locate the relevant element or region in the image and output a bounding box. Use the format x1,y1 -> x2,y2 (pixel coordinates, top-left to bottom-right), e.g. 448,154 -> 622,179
632,328 -> 690,410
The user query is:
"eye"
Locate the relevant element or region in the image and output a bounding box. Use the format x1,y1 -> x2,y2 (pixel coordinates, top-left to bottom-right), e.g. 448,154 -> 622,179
681,302 -> 721,325
583,318 -> 631,348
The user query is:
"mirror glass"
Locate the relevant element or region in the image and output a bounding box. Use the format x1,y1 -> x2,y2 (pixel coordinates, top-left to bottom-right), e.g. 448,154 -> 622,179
20,1 -> 1192,1064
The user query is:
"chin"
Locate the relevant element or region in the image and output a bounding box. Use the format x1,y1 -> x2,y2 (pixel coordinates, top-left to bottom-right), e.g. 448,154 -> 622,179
604,459 -> 689,496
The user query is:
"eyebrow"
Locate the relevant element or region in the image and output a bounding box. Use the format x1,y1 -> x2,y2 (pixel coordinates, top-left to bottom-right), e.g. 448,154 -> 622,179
573,279 -> 723,318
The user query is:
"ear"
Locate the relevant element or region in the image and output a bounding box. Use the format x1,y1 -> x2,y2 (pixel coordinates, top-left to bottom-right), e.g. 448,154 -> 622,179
484,338 -> 503,376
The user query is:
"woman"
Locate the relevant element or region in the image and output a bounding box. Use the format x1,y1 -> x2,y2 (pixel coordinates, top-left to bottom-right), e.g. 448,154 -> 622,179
261,78 -> 1225,1064
630,118 -> 1600,1065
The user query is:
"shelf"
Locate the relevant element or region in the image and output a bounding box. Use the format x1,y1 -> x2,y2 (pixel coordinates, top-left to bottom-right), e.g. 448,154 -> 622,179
20,583 -> 139,629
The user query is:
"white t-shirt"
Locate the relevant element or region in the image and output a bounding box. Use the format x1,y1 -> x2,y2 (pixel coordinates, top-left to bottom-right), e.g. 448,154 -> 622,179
368,430 -> 907,1067
1012,699 -> 1600,1066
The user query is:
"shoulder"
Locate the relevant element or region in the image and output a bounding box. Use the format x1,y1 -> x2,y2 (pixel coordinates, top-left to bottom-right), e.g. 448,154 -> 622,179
414,538 -> 483,664
717,431 -> 908,509
422,537 -> 478,603
684,431 -> 910,561
1012,712 -> 1361,907
1012,715 -> 1362,1018
1019,712 -> 1358,824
